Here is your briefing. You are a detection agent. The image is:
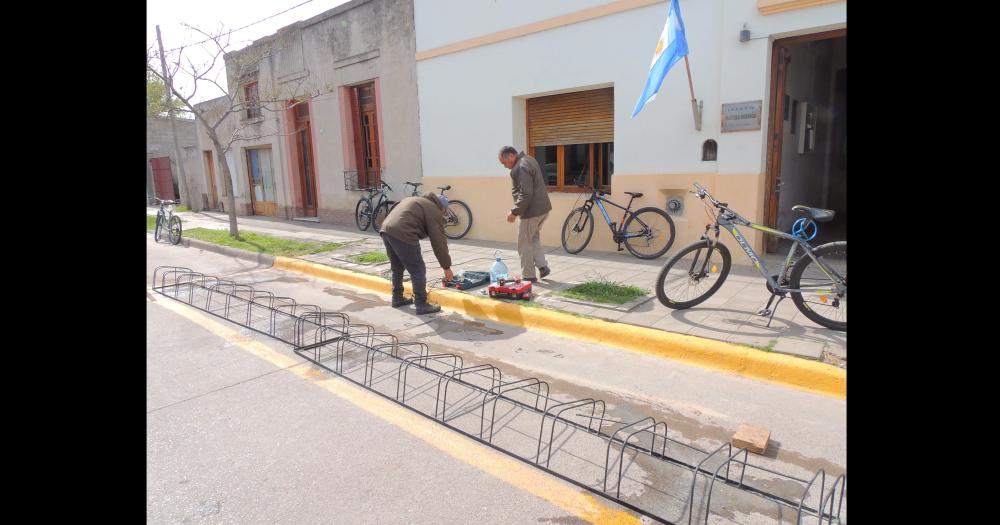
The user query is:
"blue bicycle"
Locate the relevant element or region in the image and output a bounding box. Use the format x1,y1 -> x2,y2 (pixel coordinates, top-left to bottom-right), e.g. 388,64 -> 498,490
561,183 -> 675,259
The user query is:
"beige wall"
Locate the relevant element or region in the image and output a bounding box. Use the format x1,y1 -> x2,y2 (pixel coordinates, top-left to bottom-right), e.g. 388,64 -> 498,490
423,171 -> 766,256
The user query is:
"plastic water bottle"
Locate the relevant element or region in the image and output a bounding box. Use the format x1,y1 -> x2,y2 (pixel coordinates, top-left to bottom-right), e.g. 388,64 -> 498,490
490,250 -> 509,285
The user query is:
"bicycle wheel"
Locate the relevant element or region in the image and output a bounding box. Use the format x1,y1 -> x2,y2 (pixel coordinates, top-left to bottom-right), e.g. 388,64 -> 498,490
655,240 -> 731,309
789,241 -> 846,331
168,216 -> 183,245
372,201 -> 393,232
154,212 -> 164,242
623,207 -> 675,259
355,198 -> 373,231
444,200 -> 473,239
561,207 -> 594,254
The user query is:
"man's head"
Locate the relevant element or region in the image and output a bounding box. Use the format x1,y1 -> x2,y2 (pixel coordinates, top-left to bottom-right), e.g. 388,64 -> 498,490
423,192 -> 449,216
498,146 -> 518,169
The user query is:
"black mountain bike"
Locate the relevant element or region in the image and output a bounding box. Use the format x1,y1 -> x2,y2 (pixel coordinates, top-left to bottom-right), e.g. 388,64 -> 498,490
355,181 -> 394,232
387,181 -> 474,240
561,182 -> 675,259
654,183 -> 846,331
153,198 -> 183,245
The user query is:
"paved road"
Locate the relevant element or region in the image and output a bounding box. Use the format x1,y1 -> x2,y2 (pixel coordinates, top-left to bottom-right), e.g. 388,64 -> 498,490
147,236 -> 847,524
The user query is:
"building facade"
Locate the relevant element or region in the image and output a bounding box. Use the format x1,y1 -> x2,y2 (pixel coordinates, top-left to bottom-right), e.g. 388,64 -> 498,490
413,0 -> 846,255
147,115 -> 199,205
192,0 -> 422,223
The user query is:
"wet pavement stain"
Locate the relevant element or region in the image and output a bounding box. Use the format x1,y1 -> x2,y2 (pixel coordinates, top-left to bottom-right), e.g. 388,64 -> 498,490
321,286 -> 383,313
421,314 -> 505,337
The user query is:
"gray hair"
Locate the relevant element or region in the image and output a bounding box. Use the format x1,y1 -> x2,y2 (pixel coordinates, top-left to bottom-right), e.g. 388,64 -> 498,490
498,146 -> 518,158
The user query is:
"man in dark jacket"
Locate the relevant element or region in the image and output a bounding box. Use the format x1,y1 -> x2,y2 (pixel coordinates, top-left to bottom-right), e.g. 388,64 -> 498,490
499,146 -> 552,282
379,192 -> 454,315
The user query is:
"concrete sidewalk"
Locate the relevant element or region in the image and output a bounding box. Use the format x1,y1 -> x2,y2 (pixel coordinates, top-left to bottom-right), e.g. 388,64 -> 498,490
151,207 -> 846,365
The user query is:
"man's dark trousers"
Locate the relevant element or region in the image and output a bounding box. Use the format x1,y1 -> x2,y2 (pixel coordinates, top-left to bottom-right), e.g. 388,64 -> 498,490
381,232 -> 428,305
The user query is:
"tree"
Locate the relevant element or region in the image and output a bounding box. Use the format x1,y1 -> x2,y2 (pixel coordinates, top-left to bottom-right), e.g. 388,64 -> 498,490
147,24 -> 324,239
146,70 -> 187,118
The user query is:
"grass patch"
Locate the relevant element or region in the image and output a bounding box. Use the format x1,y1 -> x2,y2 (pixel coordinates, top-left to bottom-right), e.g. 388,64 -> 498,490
555,280 -> 647,305
147,215 -> 156,231
350,251 -> 390,264
176,205 -> 189,212
184,228 -> 343,256
747,339 -> 778,353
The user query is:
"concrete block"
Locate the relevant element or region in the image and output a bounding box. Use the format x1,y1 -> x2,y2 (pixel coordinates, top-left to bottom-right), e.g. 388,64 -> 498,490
731,423 -> 770,455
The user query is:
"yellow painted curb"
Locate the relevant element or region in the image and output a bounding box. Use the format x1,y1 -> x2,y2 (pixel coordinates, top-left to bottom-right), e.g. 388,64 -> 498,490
273,257 -> 846,399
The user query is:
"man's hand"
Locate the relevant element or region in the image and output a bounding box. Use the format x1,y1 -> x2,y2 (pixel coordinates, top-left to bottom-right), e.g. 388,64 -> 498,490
506,211 -> 517,223
444,268 -> 454,283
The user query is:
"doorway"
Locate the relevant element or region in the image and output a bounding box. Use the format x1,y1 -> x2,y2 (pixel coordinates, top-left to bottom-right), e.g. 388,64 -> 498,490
293,103 -> 318,217
349,82 -> 382,189
765,29 -> 846,253
204,150 -> 219,210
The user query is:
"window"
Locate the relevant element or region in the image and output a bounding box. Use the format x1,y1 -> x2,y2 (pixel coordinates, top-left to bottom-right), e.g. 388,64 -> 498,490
702,139 -> 717,161
244,82 -> 261,120
526,88 -> 613,191
530,142 -> 613,191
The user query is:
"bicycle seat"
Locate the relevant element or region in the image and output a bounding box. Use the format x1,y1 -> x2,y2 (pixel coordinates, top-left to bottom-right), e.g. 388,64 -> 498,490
624,192 -> 643,198
792,205 -> 835,223
406,181 -> 422,187
437,185 -> 451,191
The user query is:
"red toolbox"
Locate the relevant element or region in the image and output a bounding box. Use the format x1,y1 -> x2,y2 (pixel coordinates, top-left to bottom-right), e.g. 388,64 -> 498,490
487,278 -> 532,300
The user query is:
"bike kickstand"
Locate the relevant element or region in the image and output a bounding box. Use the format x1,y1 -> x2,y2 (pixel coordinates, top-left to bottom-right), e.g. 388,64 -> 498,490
756,294 -> 786,328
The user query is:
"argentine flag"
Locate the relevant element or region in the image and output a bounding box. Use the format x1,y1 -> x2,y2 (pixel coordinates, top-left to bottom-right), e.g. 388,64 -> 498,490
632,0 -> 689,117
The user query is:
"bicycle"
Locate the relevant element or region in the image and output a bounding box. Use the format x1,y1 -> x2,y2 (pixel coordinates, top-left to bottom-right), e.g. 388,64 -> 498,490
560,181 -> 675,259
654,183 -> 846,331
355,181 -> 394,232
153,198 -> 183,245
387,181 -> 474,240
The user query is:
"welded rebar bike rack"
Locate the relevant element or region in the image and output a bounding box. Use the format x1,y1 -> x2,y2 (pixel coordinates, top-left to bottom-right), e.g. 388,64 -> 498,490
152,266 -> 847,524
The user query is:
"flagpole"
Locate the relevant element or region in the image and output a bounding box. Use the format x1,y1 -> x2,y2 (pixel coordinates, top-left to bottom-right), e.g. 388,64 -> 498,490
684,55 -> 703,131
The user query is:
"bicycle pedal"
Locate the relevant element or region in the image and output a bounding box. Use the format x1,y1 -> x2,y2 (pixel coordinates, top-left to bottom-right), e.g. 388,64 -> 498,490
756,309 -> 772,317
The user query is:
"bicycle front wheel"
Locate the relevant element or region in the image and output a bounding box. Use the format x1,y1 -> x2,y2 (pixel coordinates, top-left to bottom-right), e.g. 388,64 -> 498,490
355,198 -> 373,231
372,201 -> 393,232
444,200 -> 473,239
623,207 -> 675,259
789,241 -> 846,331
655,240 -> 731,309
168,216 -> 183,245
154,213 -> 164,242
561,207 -> 594,254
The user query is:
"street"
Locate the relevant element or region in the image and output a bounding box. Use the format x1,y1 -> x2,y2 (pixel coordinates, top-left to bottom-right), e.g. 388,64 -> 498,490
147,237 -> 845,524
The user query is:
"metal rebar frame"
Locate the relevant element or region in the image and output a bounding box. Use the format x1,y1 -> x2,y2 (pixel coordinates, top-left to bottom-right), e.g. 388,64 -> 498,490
152,266 -> 847,524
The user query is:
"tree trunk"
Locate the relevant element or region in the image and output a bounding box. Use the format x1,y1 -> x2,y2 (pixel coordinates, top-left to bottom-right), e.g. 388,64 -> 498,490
210,136 -> 241,239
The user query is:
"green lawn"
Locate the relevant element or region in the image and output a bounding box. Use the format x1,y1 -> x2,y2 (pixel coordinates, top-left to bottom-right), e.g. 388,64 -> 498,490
184,228 -> 344,256
350,251 -> 390,264
555,280 -> 648,305
147,215 -> 156,231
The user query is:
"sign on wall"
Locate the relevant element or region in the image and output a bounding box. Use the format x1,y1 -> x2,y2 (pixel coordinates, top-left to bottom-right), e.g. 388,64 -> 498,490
721,100 -> 762,132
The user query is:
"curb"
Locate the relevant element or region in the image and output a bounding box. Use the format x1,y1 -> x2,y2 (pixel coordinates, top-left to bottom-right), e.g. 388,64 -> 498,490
181,237 -> 277,266
272,256 -> 846,399
160,235 -> 846,399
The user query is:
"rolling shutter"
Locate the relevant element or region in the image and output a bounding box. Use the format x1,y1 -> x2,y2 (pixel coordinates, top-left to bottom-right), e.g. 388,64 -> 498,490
527,87 -> 613,147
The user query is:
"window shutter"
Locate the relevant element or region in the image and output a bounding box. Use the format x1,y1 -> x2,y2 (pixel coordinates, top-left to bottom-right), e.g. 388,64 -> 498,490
527,88 -> 613,147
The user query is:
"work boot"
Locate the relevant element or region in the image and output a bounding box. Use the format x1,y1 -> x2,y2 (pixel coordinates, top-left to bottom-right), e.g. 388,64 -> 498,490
415,302 -> 441,315
391,274 -> 412,307
412,278 -> 441,315
538,266 -> 551,279
392,295 -> 414,307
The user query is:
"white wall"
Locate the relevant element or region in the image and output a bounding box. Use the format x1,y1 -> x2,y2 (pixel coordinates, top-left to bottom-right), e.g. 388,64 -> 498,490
415,0 -> 845,179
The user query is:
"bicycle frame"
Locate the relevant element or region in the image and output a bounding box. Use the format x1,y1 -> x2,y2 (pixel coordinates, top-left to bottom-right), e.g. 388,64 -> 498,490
707,210 -> 845,295
584,191 -> 646,240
